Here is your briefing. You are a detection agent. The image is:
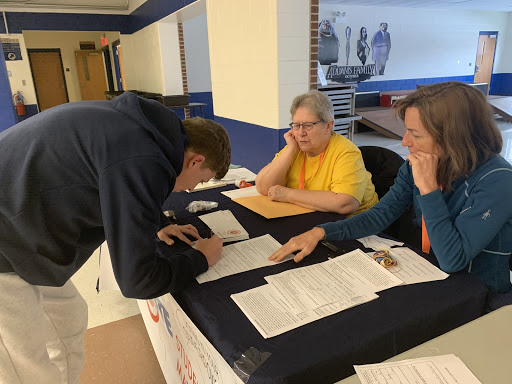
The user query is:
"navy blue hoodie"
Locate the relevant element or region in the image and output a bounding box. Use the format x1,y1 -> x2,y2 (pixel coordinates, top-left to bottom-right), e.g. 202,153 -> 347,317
0,92 -> 208,299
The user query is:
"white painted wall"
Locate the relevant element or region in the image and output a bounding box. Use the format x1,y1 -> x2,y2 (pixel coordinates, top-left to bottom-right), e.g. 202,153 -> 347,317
319,4 -> 511,80
206,0 -> 280,128
182,13 -> 212,93
23,30 -> 120,102
206,0 -> 312,129
128,0 -> 148,13
500,12 -> 512,72
277,0 -> 310,129
1,33 -> 37,106
120,3 -> 209,97
121,23 -> 165,94
158,20 -> 184,96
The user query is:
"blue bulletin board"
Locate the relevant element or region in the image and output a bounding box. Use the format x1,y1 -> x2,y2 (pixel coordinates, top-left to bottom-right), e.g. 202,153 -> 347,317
1,38 -> 22,61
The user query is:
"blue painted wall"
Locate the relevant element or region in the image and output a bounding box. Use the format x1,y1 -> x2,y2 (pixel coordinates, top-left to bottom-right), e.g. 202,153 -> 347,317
189,92 -> 214,120
0,42 -> 17,133
128,0 -> 197,34
214,116 -> 286,173
168,92 -> 214,121
16,104 -> 39,123
172,108 -> 185,120
112,44 -> 123,91
355,75 -> 475,92
0,12 -> 130,34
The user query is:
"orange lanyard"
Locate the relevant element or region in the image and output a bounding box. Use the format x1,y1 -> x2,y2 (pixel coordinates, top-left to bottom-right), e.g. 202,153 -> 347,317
299,145 -> 328,190
421,216 -> 430,253
421,186 -> 443,253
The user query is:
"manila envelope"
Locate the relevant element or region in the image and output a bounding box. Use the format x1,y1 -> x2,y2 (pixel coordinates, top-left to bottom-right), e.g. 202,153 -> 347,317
233,195 -> 314,219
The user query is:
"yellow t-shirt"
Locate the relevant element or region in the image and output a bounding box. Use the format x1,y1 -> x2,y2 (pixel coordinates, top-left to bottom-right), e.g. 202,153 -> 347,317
273,133 -> 378,215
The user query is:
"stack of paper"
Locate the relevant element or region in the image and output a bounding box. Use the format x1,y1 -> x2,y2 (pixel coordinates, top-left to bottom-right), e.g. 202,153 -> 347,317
220,167 -> 257,183
221,185 -> 260,199
199,210 -> 249,242
231,249 -> 404,338
365,247 -> 449,285
189,178 -> 227,192
357,235 -> 449,285
354,354 -> 483,384
190,167 -> 257,192
357,234 -> 404,249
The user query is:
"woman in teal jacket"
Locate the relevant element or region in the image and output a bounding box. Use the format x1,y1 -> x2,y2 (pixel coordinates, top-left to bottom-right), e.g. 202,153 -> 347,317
270,82 -> 512,298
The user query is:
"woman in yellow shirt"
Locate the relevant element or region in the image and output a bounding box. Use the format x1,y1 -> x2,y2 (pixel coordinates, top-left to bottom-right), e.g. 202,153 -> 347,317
256,90 -> 378,215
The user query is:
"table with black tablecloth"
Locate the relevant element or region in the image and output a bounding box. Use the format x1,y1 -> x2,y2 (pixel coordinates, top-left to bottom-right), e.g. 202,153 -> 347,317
162,186 -> 488,384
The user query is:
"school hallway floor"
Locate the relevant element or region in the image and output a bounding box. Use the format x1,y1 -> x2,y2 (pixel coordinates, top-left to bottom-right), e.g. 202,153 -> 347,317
74,118 -> 512,383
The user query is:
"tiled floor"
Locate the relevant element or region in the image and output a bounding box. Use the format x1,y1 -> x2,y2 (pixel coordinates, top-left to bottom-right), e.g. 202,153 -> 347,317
71,248 -> 140,329
73,116 -> 512,383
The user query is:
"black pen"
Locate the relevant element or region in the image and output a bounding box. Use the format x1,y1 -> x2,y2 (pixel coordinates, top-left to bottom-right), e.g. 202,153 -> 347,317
321,240 -> 346,257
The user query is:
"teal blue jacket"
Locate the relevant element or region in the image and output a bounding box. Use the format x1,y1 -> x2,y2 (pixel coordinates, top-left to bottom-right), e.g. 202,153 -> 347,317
320,155 -> 512,293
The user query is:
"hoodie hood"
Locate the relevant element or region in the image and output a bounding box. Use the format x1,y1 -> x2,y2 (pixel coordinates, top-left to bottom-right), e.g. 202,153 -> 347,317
112,91 -> 187,176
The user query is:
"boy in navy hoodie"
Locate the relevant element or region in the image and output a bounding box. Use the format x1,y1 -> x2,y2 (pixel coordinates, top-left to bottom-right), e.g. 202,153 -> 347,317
0,92 -> 231,384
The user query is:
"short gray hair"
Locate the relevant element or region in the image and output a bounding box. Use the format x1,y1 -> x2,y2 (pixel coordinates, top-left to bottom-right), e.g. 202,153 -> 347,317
290,90 -> 334,123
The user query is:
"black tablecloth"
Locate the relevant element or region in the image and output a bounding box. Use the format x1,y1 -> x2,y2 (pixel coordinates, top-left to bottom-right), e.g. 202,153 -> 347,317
163,187 -> 488,384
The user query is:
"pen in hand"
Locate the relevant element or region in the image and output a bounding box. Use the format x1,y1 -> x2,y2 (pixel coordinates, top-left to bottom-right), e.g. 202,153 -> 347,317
194,230 -> 214,249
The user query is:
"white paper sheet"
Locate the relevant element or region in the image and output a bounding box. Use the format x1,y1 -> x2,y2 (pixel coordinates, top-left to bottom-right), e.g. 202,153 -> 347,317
221,167 -> 257,182
198,210 -> 249,242
354,354 -> 482,384
231,249 -> 404,338
196,234 -> 291,284
366,247 -> 449,285
231,283 -> 377,339
221,186 -> 261,199
188,179 -> 227,192
327,249 -> 404,292
357,235 -> 404,250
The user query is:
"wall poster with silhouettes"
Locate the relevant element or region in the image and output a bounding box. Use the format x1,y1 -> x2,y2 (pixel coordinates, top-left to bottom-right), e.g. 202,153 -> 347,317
318,19 -> 392,84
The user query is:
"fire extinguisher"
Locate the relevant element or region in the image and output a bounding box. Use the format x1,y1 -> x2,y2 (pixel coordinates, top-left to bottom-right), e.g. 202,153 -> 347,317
13,91 -> 26,116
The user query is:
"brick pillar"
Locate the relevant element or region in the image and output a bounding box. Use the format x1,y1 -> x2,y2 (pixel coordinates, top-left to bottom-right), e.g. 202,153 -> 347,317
310,0 -> 319,90
178,22 -> 190,119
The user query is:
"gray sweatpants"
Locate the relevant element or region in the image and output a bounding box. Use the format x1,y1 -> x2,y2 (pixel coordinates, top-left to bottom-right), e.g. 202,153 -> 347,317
0,272 -> 88,384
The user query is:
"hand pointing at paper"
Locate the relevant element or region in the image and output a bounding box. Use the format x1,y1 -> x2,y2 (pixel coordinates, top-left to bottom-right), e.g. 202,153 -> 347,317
269,227 -> 326,263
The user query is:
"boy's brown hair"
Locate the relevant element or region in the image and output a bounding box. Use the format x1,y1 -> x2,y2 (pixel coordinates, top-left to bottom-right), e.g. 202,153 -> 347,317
182,117 -> 231,180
